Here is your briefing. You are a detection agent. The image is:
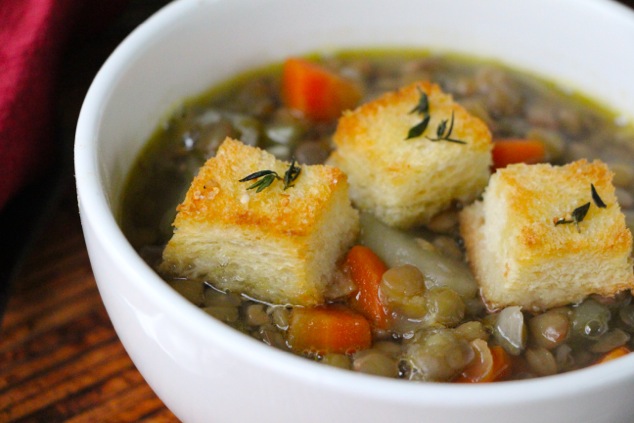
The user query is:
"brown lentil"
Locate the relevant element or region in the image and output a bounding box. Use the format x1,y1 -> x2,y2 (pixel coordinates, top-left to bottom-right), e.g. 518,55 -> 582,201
121,50 -> 634,383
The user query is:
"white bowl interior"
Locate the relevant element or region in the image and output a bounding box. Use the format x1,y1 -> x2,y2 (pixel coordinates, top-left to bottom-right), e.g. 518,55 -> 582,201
75,0 -> 634,422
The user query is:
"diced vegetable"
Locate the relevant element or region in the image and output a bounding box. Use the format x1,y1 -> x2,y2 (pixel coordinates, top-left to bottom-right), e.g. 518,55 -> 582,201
344,245 -> 390,329
494,306 -> 527,356
359,213 -> 478,300
595,345 -> 631,364
287,306 -> 372,355
455,339 -> 512,383
492,138 -> 546,169
282,58 -> 362,121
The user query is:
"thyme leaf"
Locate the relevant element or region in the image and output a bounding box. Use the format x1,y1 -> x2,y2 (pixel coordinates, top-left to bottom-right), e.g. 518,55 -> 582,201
572,202 -> 591,224
283,158 -> 301,190
405,87 -> 465,144
405,88 -> 431,140
239,169 -> 279,182
554,202 -> 591,233
409,87 -> 430,115
591,183 -> 607,208
406,115 -> 430,140
426,111 -> 466,144
244,172 -> 280,192
553,185 -> 606,232
239,160 -> 302,193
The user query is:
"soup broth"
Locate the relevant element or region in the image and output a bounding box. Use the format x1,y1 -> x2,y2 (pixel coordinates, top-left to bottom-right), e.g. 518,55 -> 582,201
121,50 -> 634,382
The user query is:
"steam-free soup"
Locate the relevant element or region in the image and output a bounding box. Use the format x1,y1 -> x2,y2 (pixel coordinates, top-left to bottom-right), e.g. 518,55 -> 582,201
121,51 -> 634,382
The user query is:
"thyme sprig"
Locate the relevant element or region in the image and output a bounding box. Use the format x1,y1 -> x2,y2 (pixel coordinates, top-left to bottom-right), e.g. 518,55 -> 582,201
554,202 -> 591,232
553,184 -> 607,233
239,159 -> 302,193
283,158 -> 301,190
240,170 -> 279,192
426,111 -> 466,144
405,88 -> 466,144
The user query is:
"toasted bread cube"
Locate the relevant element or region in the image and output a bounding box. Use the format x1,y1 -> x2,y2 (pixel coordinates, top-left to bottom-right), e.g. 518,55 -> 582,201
328,81 -> 492,228
459,159 -> 634,312
161,138 -> 359,306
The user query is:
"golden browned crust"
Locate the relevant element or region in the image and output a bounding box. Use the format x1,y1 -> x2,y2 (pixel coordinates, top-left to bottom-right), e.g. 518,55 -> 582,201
495,160 -> 631,259
460,159 -> 634,311
334,80 -> 492,154
162,138 -> 359,306
175,138 -> 348,237
328,81 -> 492,228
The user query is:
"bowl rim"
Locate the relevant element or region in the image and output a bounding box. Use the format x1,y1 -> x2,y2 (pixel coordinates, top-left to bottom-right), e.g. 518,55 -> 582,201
74,0 -> 634,408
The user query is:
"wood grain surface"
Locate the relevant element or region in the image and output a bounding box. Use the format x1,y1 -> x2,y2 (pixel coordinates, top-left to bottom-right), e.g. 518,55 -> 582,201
0,185 -> 178,422
0,1 -> 177,421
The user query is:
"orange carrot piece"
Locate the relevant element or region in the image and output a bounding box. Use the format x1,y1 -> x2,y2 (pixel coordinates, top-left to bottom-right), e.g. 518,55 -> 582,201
492,138 -> 546,169
595,346 -> 631,365
344,245 -> 390,329
282,57 -> 362,121
489,345 -> 513,381
287,306 -> 372,355
455,340 -> 512,383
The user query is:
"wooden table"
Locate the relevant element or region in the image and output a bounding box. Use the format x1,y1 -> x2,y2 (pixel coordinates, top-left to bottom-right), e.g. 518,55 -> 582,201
2,0 -> 634,421
0,185 -> 178,422
0,1 -> 178,421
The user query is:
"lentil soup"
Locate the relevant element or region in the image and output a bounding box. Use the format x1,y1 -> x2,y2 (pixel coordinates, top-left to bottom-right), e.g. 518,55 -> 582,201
120,50 -> 634,382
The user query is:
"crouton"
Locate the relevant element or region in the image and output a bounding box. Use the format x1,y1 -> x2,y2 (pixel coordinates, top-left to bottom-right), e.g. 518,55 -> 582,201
328,81 -> 492,228
161,138 -> 359,306
459,159 -> 634,312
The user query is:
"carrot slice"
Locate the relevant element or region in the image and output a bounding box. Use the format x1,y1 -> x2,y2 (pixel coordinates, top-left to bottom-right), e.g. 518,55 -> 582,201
344,245 -> 390,329
492,138 -> 546,169
282,57 -> 362,121
455,340 -> 512,383
287,306 -> 372,355
595,346 -> 631,365
489,345 -> 513,381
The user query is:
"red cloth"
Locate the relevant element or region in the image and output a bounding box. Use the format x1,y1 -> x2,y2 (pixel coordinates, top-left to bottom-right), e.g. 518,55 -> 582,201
0,0 -> 128,210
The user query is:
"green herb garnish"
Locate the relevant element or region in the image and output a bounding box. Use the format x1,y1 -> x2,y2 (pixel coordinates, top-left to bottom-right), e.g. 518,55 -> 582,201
554,202 -> 591,232
554,184 -> 607,232
283,158 -> 301,190
425,111 -> 466,144
239,170 -> 280,193
239,159 -> 302,193
405,88 -> 431,140
409,87 -> 430,115
572,202 -> 591,225
406,115 -> 431,140
591,183 -> 607,208
405,88 -> 466,144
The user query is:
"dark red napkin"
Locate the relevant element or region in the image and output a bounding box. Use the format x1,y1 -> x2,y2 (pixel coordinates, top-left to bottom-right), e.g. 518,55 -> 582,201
0,0 -> 128,211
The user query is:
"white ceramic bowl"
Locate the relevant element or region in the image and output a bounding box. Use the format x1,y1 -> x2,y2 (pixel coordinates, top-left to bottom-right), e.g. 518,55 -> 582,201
75,0 -> 634,422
